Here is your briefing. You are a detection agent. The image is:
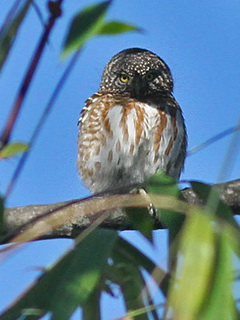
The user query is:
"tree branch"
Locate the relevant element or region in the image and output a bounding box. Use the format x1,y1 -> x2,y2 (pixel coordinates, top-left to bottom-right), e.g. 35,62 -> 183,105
181,179 -> 240,214
2,179 -> 240,243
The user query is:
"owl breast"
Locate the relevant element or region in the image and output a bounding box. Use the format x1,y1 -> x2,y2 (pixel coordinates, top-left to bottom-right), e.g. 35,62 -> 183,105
78,93 -> 186,194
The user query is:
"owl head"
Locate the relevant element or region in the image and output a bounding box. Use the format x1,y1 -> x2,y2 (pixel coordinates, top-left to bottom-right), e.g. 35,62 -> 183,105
99,48 -> 173,99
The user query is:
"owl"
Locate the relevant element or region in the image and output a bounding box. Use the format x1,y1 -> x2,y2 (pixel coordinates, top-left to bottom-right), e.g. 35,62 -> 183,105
78,48 -> 187,194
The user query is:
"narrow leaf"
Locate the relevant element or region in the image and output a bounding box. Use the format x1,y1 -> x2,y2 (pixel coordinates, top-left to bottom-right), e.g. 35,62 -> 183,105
0,229 -> 118,320
146,171 -> 184,238
98,21 -> 140,35
125,206 -> 154,242
0,0 -> 32,71
112,247 -> 148,319
116,237 -> 169,296
200,227 -> 237,320
62,1 -> 111,58
0,142 -> 29,159
123,303 -> 162,319
82,285 -> 101,319
146,171 -> 185,269
168,212 -> 216,320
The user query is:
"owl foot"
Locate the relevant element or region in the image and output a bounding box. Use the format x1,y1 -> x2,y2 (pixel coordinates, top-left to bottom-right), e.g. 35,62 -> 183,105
136,188 -> 158,219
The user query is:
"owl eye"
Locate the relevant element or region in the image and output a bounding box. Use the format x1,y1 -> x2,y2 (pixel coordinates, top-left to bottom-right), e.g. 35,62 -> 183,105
145,72 -> 154,81
119,74 -> 129,83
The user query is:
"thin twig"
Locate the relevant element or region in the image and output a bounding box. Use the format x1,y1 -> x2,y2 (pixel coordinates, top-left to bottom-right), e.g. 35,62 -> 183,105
206,116 -> 240,214
217,117 -> 240,183
5,50 -> 81,197
0,0 -> 62,149
32,1 -> 47,29
187,125 -> 240,157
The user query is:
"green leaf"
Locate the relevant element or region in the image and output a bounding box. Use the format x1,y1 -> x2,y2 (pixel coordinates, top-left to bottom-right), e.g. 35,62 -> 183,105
112,238 -> 167,319
125,205 -> 154,242
82,285 -> 101,319
146,172 -> 183,227
146,171 -> 185,246
0,0 -> 32,71
169,212 -> 216,320
116,237 -> 169,296
98,20 -> 140,34
146,170 -> 177,194
0,229 -> 118,320
200,227 -> 237,320
190,181 -> 213,200
16,308 -> 46,318
0,142 -> 29,158
62,1 -> 111,58
120,266 -> 147,319
112,245 -> 149,319
190,181 -> 239,228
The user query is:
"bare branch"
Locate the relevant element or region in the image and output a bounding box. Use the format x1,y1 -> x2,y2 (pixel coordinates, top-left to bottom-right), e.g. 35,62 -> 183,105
181,179 -> 240,214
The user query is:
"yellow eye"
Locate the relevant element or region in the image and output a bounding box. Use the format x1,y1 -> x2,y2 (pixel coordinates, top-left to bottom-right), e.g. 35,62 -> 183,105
120,74 -> 129,83
145,72 -> 154,81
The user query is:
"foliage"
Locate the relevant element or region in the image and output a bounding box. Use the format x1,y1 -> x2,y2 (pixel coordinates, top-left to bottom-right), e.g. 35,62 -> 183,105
0,0 -> 32,71
0,142 -> 29,159
1,173 -> 240,319
0,1 -> 240,320
62,1 -> 140,58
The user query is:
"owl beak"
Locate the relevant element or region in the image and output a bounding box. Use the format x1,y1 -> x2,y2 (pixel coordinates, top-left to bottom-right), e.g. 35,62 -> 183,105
131,76 -> 146,98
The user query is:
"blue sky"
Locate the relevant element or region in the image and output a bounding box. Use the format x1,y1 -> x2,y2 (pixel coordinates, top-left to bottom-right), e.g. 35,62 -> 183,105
0,0 -> 240,318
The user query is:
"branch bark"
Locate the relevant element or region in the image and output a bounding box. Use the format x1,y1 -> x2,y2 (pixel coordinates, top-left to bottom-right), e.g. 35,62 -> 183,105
2,179 -> 240,243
